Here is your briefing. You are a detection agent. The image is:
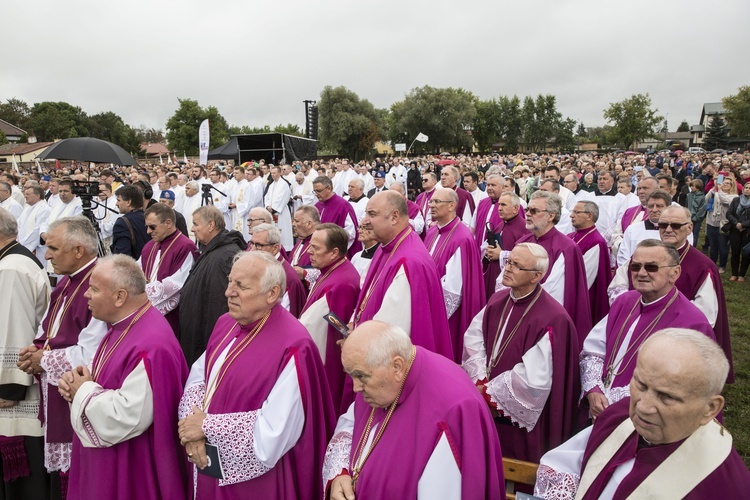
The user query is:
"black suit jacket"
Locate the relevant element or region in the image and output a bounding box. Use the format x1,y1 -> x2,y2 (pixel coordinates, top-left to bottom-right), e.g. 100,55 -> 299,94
112,210 -> 149,259
367,187 -> 387,198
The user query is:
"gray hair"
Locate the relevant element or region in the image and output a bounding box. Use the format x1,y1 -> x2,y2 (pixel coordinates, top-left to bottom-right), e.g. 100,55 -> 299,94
360,321 -> 413,367
295,205 -> 321,223
251,223 -> 281,245
578,200 -> 600,223
640,328 -> 729,397
499,191 -> 521,208
433,187 -> 458,204
233,251 -> 286,297
540,179 -> 560,193
49,216 -> 99,255
98,254 -> 146,296
249,207 -> 273,224
530,190 -> 563,224
514,242 -> 550,276
485,166 -> 502,177
660,205 -> 691,221
186,181 -> 199,191
349,178 -> 364,190
313,176 -> 333,190
193,206 -> 226,231
635,239 -> 681,266
0,208 -> 18,238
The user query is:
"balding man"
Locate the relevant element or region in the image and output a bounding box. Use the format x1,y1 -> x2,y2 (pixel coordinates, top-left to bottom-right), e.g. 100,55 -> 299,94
290,205 -> 320,285
355,191 -> 452,359
0,181 -> 23,219
439,165 -> 475,226
313,176 -> 361,258
346,178 -> 368,223
323,321 -> 503,499
249,224 -> 306,318
179,206 -> 246,366
611,177 -> 659,258
537,329 -> 750,498
0,208 -> 50,498
608,205 -> 733,382
424,188 -> 485,362
178,251 -> 335,499
17,217 -> 108,496
463,243 -> 580,466
18,185 -> 51,258
389,182 -> 425,235
182,181 -> 202,240
59,255 -> 188,499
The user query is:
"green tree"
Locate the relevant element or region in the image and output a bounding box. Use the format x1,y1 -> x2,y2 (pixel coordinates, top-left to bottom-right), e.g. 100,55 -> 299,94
389,86 -> 476,154
0,98 -> 31,132
702,116 -> 729,150
273,123 -> 304,137
603,93 -> 663,149
500,95 -> 522,154
473,98 -> 503,153
677,120 -> 690,132
576,122 -> 586,137
135,126 -> 165,144
88,112 -> 142,155
28,101 -> 89,142
0,130 -> 7,145
165,99 -> 230,155
723,86 -> 750,138
554,117 -> 578,151
318,86 -> 383,160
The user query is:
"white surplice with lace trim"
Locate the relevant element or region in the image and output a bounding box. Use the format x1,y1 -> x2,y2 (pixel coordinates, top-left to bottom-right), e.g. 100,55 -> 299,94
322,403 -> 462,499
461,302 -> 553,431
137,250 -> 194,315
178,342 -> 304,486
427,232 -> 463,319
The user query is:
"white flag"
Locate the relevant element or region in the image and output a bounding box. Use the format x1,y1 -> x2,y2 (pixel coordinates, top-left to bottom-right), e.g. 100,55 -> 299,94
198,119 -> 210,166
415,132 -> 429,142
11,154 -> 20,173
183,152 -> 189,164
159,154 -> 164,165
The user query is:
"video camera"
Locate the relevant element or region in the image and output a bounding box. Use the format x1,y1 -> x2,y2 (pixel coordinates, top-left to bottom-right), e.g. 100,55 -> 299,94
71,180 -> 99,199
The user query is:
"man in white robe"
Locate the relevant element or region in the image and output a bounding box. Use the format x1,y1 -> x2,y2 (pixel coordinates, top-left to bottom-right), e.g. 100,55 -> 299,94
0,181 -> 22,219
264,166 -> 294,251
18,185 -> 51,257
617,190 -> 671,266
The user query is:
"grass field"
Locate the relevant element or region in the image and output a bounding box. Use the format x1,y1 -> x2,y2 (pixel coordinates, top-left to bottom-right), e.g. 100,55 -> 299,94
700,230 -> 750,466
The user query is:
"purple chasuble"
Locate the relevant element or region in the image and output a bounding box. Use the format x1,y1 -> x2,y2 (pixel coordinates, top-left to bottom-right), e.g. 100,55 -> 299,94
355,227 -> 453,359
518,228 -> 593,341
301,258 -> 361,412
424,217 -> 486,362
316,194 -> 362,258
568,227 -> 611,325
279,255 -> 306,318
406,199 -> 422,234
35,258 -> 97,443
348,347 -> 504,499
199,308 -> 335,499
140,230 -> 199,335
415,189 -> 435,218
290,236 -> 312,268
68,306 -> 189,500
484,214 -> 530,300
453,186 -> 476,220
599,288 -> 714,391
579,399 -> 750,499
474,197 -> 502,248
621,205 -> 646,233
482,287 -> 580,463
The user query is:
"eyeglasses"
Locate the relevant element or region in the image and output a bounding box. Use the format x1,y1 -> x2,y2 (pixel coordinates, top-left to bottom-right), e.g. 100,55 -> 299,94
248,218 -> 267,223
526,208 -> 549,216
628,262 -> 678,273
428,199 -> 452,205
313,188 -> 330,194
503,258 -> 539,272
422,178 -> 431,182
657,222 -> 690,231
249,241 -> 275,249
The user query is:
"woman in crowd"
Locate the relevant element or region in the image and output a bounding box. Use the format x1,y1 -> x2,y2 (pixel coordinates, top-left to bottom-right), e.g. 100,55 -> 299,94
726,180 -> 750,282
687,179 -> 707,246
705,177 -> 738,273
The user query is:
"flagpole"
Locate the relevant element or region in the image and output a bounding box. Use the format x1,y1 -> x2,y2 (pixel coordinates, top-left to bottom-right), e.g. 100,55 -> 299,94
405,138 -> 418,160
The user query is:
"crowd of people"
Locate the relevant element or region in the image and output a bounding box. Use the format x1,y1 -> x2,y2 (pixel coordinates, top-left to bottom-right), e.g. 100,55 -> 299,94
0,148 -> 749,499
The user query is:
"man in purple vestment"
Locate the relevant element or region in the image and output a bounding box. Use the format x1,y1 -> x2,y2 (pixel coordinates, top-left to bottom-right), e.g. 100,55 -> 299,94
415,171 -> 438,228
611,177 -> 658,260
581,240 -> 714,420
324,321 -> 503,499
139,203 -> 198,335
17,216 -> 108,497
440,165 -> 475,226
537,329 -> 750,499
178,251 -> 335,500
515,191 -> 592,340
424,188 -> 485,362
58,255 -> 188,500
299,224 -> 360,412
485,191 -> 530,300
354,191 -> 453,359
569,200 -> 611,325
463,243 -> 580,468
249,223 -> 306,318
313,176 -> 362,258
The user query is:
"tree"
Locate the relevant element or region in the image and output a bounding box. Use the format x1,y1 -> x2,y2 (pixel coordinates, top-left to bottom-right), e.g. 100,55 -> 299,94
0,130 -> 7,146
318,86 -> 383,160
135,126 -> 165,144
677,120 -> 690,132
389,86 -> 476,154
28,101 -> 89,142
723,86 -> 750,138
0,98 -> 31,132
500,95 -> 522,154
603,94 -> 663,149
576,122 -> 586,137
165,99 -> 230,155
702,116 -> 729,150
473,98 -> 503,153
88,112 -> 142,155
554,117 -> 578,152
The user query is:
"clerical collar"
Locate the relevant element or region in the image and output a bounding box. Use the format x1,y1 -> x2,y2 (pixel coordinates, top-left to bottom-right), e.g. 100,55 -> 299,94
350,195 -> 366,203
640,287 -> 673,306
510,285 -> 538,302
110,301 -> 148,326
361,243 -> 379,259
436,216 -> 458,231
644,220 -> 658,230
70,257 -> 98,277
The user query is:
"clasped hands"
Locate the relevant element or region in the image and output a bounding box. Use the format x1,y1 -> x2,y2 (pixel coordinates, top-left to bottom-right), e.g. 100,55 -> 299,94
17,345 -> 44,375
58,366 -> 93,403
178,407 -> 209,469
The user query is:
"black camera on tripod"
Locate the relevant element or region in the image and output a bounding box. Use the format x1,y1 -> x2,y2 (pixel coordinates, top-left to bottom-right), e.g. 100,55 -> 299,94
71,180 -> 100,199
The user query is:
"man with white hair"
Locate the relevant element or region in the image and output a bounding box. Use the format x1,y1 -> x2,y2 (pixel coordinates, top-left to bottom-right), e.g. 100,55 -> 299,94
536,329 -> 750,498
18,185 -> 51,257
439,165 -> 475,226
58,255 -> 188,499
463,243 -> 580,466
0,181 -> 22,219
323,320 -> 503,499
346,178 -> 368,224
178,251 -> 335,499
0,208 -> 50,498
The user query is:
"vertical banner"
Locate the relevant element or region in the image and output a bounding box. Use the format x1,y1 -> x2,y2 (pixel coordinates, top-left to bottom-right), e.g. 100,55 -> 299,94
199,119 -> 210,166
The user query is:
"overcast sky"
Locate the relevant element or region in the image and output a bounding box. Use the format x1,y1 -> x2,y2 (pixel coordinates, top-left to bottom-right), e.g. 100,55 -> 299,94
4,0 -> 749,135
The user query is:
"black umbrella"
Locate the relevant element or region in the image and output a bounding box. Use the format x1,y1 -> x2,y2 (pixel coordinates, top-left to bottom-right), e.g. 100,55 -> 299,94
38,137 -> 139,166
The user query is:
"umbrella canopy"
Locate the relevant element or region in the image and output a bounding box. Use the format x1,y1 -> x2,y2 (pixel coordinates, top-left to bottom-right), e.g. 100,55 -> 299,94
436,159 -> 458,166
38,137 -> 139,166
